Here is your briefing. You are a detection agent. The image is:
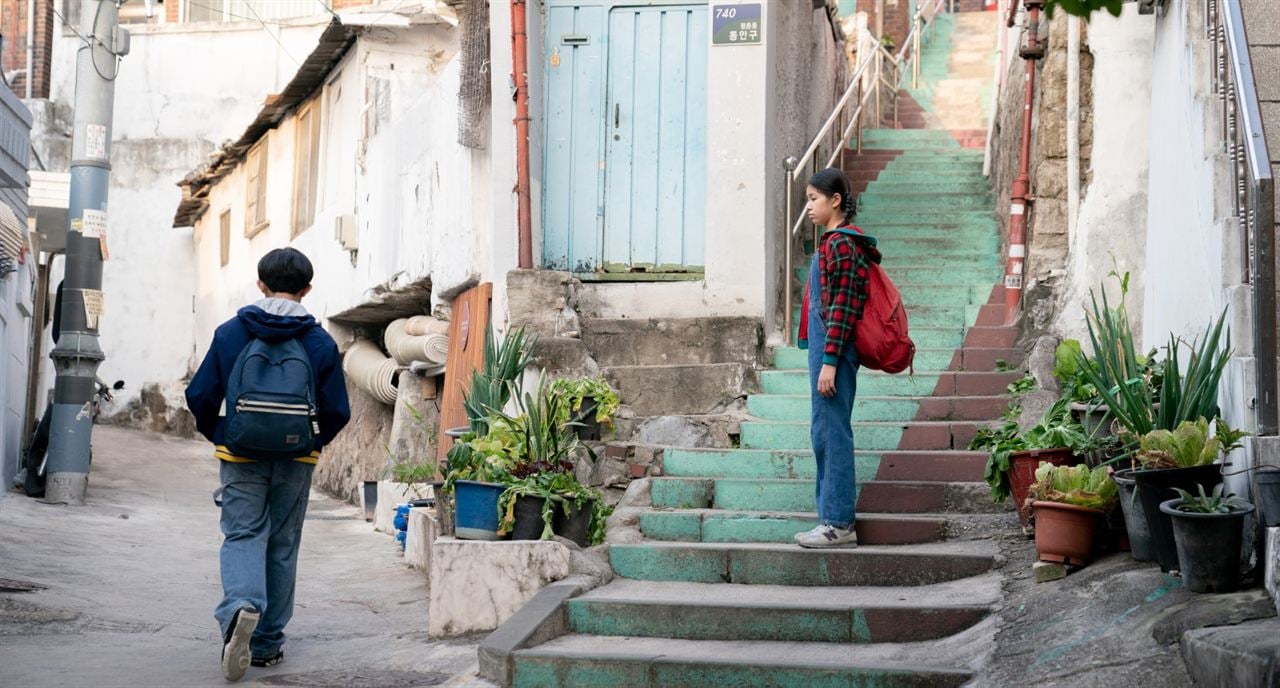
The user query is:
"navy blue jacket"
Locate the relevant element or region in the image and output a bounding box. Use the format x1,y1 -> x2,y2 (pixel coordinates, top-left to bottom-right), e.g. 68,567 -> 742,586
185,304 -> 351,457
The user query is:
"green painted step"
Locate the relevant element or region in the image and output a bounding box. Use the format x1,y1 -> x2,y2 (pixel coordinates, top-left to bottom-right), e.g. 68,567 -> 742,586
854,224 -> 997,239
742,421 -> 910,451
789,303 -> 974,328
856,211 -> 995,224
608,540 -> 998,586
749,394 -> 922,422
637,509 -> 950,545
512,635 -> 974,687
872,235 -> 1000,255
664,448 -> 871,480
865,181 -> 992,195
789,269 -> 999,292
761,370 -> 941,396
651,477 -> 862,511
787,325 -> 964,349
565,578 -> 996,643
860,194 -> 995,210
773,345 -> 966,371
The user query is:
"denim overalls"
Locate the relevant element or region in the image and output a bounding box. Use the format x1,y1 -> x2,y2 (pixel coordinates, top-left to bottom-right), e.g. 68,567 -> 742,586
807,246 -> 860,529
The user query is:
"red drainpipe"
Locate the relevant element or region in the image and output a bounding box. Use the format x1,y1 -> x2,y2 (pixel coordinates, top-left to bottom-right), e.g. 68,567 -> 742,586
1004,0 -> 1044,324
511,0 -> 533,269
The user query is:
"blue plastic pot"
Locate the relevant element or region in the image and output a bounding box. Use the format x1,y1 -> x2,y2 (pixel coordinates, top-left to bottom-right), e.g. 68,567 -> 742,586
454,480 -> 505,541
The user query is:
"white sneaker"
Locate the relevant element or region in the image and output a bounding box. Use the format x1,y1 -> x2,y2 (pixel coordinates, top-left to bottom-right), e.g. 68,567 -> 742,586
221,606 -> 260,682
797,525 -> 858,549
793,525 -> 824,542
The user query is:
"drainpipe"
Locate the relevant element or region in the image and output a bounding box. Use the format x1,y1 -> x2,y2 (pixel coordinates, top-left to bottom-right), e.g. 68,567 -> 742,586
1003,0 -> 1044,325
25,0 -> 34,98
1066,15 -> 1080,244
511,0 -> 533,270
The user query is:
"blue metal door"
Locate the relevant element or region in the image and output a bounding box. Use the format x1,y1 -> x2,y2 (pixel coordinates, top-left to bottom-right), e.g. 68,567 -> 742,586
602,5 -> 707,275
541,3 -> 707,276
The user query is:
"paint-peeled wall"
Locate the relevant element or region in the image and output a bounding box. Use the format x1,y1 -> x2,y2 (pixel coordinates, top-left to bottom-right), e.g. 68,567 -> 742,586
34,16 -> 332,407
1050,9 -> 1153,343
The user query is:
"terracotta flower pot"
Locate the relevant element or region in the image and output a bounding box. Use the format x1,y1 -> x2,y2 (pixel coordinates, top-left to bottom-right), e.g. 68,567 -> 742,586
1009,448 -> 1076,529
1033,500 -> 1102,565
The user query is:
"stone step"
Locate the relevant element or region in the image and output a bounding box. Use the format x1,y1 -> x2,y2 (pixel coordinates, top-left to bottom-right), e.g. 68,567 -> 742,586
608,540 -> 999,586
856,210 -> 996,224
860,180 -> 992,195
772,342 -> 1017,371
747,394 -> 1010,422
787,304 -> 978,330
566,577 -> 998,643
638,509 -> 948,545
649,476 -> 997,514
512,634 -> 975,687
759,370 -> 1023,396
739,420 -> 985,451
857,480 -> 1006,514
849,167 -> 988,182
604,363 -> 752,416
872,235 -> 1000,255
581,317 -> 762,367
795,265 -> 1002,290
662,448 -> 986,483
786,325 -> 969,349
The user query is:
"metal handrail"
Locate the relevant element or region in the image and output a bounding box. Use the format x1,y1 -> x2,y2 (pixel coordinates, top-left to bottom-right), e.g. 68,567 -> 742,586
1209,0 -> 1277,434
780,0 -> 948,345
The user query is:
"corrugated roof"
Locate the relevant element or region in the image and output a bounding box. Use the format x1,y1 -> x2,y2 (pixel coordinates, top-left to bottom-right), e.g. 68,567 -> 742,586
172,19 -> 359,228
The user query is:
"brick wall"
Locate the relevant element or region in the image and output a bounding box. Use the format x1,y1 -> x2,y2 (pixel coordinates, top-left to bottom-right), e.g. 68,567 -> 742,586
1,0 -> 55,99
856,0 -> 911,52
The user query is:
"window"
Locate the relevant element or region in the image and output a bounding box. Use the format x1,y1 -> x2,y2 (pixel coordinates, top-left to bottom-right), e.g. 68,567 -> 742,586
291,101 -> 322,238
219,210 -> 231,267
184,0 -> 319,23
245,139 -> 269,237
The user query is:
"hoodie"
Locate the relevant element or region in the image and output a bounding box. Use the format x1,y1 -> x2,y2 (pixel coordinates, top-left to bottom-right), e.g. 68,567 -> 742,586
798,226 -> 883,364
185,299 -> 351,463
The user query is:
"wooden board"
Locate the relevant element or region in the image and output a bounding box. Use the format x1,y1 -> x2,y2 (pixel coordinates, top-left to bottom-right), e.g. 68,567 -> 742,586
435,282 -> 493,463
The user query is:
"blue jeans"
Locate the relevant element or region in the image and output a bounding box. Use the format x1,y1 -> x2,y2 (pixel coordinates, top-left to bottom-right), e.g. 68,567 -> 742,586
215,460 -> 314,657
807,280 -> 860,528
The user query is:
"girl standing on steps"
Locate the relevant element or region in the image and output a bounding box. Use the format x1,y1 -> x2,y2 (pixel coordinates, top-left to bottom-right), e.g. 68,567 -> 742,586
794,168 -> 881,549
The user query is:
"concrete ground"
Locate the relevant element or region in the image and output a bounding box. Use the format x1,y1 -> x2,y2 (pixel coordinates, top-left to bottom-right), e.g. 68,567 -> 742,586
0,426 -> 491,688
977,526 -> 1277,687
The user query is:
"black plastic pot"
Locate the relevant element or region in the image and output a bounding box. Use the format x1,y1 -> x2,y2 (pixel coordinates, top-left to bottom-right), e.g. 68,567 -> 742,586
510,496 -> 549,541
1255,470 -> 1280,528
554,499 -> 594,547
1133,464 -> 1223,572
1113,469 -> 1153,562
1160,498 -> 1255,593
573,396 -> 602,441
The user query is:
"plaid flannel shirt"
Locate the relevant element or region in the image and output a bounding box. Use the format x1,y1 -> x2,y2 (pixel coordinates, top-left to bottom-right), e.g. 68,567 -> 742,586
817,230 -> 874,365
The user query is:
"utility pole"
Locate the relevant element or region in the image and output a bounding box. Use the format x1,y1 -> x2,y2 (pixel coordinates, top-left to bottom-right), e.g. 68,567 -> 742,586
44,0 -> 126,505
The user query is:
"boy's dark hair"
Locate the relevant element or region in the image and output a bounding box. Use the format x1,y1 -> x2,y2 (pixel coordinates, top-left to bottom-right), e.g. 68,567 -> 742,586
258,248 -> 314,295
808,167 -> 857,219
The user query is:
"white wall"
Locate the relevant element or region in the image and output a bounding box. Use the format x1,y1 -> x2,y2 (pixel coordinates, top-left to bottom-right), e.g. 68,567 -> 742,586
0,254 -> 36,493
1051,7 -> 1154,344
35,16 -> 333,406
192,26 -> 484,355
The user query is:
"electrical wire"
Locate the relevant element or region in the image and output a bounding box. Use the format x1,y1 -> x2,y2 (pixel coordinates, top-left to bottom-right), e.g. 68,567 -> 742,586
50,3 -> 121,82
315,0 -> 338,19
183,0 -> 272,23
241,1 -> 301,66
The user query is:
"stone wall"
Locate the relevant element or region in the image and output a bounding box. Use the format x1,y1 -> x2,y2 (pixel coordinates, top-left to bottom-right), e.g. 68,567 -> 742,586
314,377 -> 395,503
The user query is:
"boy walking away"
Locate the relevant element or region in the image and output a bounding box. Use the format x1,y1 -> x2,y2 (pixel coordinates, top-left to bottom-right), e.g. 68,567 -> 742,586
185,248 -> 351,682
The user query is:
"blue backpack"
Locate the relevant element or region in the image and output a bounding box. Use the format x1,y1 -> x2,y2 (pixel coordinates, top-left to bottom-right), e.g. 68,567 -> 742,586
224,338 -> 319,460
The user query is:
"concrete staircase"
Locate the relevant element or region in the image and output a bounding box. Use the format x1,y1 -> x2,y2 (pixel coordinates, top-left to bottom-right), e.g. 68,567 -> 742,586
488,12 -> 1014,687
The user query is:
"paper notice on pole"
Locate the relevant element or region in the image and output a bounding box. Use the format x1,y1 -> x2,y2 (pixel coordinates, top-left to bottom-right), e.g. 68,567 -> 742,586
82,209 -> 106,238
86,124 -> 107,160
82,289 -> 104,329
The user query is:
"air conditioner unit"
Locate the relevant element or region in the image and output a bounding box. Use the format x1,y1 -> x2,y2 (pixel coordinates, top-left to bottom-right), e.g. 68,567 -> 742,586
335,214 -> 359,251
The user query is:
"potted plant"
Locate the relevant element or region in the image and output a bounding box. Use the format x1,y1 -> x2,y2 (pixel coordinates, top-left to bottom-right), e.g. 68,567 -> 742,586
550,376 -> 621,441
1029,463 -> 1119,566
491,380 -> 604,545
1130,417 -> 1247,572
972,399 -> 1102,529
1255,469 -> 1280,528
1112,469 -> 1153,562
1160,484 -> 1255,593
443,326 -> 533,541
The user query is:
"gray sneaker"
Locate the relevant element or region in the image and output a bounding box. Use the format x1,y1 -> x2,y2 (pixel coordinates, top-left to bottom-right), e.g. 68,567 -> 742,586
221,606 -> 260,682
797,525 -> 858,549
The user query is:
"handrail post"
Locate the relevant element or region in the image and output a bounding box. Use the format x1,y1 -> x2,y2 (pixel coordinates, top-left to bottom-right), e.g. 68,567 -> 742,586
912,17 -> 922,89
783,156 -> 799,346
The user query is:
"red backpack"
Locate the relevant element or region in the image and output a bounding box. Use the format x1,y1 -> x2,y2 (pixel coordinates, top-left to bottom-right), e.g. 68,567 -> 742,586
855,261 -> 915,374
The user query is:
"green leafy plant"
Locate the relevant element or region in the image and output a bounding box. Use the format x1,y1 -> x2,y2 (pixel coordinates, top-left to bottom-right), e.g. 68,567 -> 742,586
1053,339 -> 1101,405
462,326 -> 535,436
1028,462 -> 1119,510
1135,417 -> 1248,470
1043,0 -> 1123,20
1169,483 -> 1251,514
1075,277 -> 1225,439
549,376 -> 621,431
973,399 -> 1104,503
1008,373 -> 1036,396
385,400 -> 441,484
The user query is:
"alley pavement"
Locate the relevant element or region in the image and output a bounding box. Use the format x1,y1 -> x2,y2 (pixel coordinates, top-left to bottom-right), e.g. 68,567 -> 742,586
0,426 -> 487,688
